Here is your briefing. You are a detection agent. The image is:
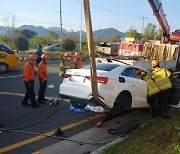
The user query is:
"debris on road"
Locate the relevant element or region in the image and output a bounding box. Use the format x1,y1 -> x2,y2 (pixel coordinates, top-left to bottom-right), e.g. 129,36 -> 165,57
85,105 -> 105,113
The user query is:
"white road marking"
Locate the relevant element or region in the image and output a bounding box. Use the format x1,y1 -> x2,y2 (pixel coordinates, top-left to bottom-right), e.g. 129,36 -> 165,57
0,75 -> 23,79
0,72 -> 57,79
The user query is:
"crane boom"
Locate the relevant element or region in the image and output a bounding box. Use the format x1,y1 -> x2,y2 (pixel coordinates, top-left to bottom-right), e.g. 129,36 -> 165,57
148,0 -> 170,36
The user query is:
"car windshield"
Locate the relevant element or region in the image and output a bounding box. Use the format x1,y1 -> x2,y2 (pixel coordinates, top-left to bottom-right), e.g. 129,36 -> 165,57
0,44 -> 13,54
84,63 -> 120,71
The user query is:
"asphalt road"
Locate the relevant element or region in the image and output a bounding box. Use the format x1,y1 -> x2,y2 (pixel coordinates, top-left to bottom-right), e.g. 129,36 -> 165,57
0,60 -> 150,154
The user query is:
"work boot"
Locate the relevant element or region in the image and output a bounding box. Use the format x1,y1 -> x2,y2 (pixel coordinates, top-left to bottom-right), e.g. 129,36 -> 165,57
43,98 -> 48,101
161,113 -> 171,119
22,101 -> 31,106
32,104 -> 40,108
38,100 -> 45,104
0,122 -> 4,127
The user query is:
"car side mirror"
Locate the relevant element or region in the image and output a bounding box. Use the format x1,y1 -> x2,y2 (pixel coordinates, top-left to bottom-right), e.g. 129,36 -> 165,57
119,77 -> 125,83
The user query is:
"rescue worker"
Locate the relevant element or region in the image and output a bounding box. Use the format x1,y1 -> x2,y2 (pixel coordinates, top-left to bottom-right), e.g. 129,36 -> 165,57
59,52 -> 75,76
139,72 -> 160,118
36,44 -> 43,67
151,59 -> 172,119
73,52 -> 82,69
22,54 -> 40,108
38,54 -> 48,104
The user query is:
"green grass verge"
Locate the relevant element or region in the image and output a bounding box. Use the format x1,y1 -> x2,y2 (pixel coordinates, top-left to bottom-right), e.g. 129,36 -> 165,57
100,109 -> 180,154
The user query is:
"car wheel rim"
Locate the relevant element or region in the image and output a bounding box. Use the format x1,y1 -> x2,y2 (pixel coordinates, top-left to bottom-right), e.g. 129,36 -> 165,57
0,65 -> 7,72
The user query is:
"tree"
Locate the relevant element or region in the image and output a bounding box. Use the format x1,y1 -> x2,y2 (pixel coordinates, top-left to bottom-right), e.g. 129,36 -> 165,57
154,28 -> 163,40
125,28 -> 142,39
2,13 -> 16,48
29,36 -> 54,49
47,30 -> 59,43
20,29 -> 37,39
61,39 -> 76,51
143,23 -> 157,40
14,37 -> 29,51
0,35 -> 9,44
103,34 -> 121,42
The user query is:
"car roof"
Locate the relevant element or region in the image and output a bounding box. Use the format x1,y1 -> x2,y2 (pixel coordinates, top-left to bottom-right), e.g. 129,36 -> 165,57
95,63 -> 148,72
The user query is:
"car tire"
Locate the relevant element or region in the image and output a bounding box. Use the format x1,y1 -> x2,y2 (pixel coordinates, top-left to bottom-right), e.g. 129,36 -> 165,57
0,63 -> 8,73
112,91 -> 132,113
71,100 -> 87,109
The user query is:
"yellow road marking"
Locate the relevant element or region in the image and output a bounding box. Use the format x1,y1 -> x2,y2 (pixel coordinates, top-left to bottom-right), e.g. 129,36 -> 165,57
0,113 -> 105,153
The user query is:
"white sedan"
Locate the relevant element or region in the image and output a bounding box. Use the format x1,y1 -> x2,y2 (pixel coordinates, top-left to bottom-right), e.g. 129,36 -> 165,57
59,63 -> 149,113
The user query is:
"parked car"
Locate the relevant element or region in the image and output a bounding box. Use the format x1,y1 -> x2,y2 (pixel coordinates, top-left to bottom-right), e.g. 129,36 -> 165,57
44,44 -> 61,51
59,63 -> 149,112
0,43 -> 20,73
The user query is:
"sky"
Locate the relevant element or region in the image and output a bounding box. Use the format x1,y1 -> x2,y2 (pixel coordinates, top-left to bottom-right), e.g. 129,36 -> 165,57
0,0 -> 179,33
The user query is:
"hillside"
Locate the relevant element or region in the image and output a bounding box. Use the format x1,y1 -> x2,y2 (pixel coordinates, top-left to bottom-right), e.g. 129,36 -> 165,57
0,25 -> 125,40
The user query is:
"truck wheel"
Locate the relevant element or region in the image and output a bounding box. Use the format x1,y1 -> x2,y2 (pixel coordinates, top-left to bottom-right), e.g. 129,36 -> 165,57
0,63 -> 8,73
71,100 -> 87,109
112,91 -> 132,113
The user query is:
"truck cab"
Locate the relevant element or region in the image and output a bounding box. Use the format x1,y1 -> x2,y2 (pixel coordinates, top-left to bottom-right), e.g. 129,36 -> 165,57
0,43 -> 20,73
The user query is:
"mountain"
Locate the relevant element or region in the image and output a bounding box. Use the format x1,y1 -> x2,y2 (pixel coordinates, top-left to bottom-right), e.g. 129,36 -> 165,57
47,27 -> 69,35
93,28 -> 125,39
0,26 -> 8,35
0,25 -> 125,40
16,25 -> 47,36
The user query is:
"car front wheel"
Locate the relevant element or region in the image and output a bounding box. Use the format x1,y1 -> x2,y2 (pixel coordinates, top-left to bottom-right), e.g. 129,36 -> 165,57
0,63 -> 8,73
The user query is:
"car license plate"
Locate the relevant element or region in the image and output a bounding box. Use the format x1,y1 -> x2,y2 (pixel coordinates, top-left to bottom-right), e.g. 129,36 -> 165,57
70,76 -> 85,82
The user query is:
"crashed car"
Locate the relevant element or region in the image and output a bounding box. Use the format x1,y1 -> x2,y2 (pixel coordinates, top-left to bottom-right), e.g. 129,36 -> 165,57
59,63 -> 180,112
59,63 -> 149,112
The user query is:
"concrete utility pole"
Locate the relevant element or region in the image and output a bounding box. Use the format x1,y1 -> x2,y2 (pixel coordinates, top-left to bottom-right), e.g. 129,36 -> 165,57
83,0 -> 99,102
141,15 -> 148,35
59,0 -> 63,41
80,0 -> 82,52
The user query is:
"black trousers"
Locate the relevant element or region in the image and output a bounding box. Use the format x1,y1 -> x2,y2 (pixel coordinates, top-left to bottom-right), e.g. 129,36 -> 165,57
36,58 -> 42,67
22,80 -> 36,106
158,88 -> 172,114
38,80 -> 47,102
147,93 -> 159,116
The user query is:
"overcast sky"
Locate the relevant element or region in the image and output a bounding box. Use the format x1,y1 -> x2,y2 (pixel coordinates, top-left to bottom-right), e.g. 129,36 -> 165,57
0,0 -> 179,33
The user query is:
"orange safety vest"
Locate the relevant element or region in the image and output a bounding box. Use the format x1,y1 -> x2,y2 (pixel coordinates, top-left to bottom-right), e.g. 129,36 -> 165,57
153,67 -> 172,91
38,61 -> 48,80
23,62 -> 35,82
73,57 -> 82,69
143,76 -> 160,97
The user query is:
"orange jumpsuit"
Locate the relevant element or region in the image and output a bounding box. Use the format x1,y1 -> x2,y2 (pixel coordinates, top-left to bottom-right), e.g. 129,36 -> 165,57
22,62 -> 37,106
38,61 -> 48,103
73,57 -> 82,69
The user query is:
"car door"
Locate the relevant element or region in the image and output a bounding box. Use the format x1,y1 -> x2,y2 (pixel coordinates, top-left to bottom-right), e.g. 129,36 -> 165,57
0,44 -> 18,67
121,67 -> 147,106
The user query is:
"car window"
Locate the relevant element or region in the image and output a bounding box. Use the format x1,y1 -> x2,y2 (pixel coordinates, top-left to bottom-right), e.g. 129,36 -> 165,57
121,68 -> 138,78
84,63 -> 119,71
0,44 -> 13,54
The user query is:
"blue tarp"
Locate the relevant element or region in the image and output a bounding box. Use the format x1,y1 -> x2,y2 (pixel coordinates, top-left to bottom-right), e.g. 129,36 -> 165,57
69,105 -> 86,113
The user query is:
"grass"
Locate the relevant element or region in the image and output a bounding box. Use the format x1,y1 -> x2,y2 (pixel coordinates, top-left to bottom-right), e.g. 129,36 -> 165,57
100,109 -> 180,154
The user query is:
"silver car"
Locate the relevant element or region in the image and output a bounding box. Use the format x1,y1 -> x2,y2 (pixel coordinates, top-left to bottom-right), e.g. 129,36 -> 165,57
44,44 -> 61,51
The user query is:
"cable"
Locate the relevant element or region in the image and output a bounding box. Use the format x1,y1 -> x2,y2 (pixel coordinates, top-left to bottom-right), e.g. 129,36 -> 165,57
3,104 -> 69,130
0,128 -> 124,145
